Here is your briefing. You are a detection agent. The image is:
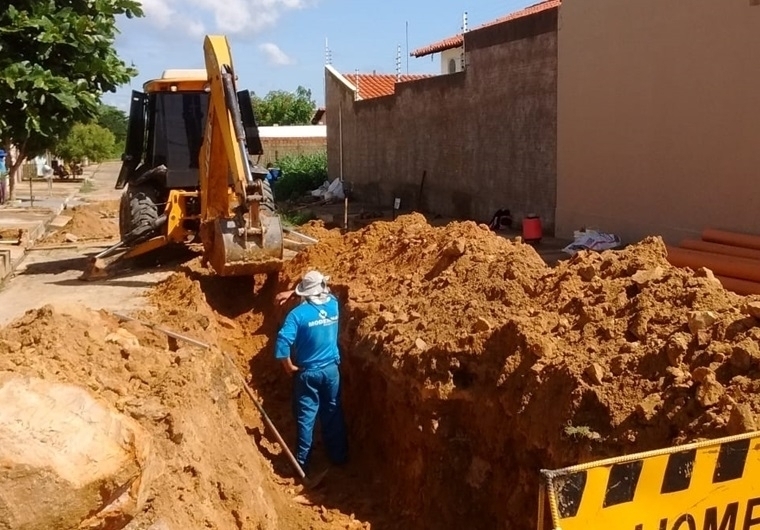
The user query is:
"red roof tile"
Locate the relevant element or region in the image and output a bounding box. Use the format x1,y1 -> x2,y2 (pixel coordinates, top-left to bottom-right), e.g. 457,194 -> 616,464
411,0 -> 561,58
343,73 -> 432,100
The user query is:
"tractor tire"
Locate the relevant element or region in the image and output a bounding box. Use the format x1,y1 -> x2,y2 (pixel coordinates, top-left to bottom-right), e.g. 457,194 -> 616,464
122,184 -> 161,243
259,177 -> 275,215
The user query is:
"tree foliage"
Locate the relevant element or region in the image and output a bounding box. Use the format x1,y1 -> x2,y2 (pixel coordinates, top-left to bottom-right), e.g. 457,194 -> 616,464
56,123 -> 116,164
0,0 -> 143,198
252,86 -> 316,126
95,103 -> 128,151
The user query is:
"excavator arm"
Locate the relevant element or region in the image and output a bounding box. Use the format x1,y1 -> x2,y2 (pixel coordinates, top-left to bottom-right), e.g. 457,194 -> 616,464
197,35 -> 284,276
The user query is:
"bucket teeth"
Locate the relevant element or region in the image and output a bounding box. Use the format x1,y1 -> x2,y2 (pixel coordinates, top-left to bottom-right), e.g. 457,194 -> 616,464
79,258 -> 110,281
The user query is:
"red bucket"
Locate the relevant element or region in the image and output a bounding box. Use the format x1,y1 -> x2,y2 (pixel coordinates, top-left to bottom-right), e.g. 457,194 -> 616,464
522,214 -> 542,243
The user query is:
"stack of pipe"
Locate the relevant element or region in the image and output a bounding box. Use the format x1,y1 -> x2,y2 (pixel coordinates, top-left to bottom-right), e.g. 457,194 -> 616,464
666,229 -> 760,296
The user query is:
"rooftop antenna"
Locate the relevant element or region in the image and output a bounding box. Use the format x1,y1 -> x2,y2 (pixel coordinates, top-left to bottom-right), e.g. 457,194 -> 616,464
324,38 -> 332,65
461,12 -> 468,71
396,44 -> 401,81
405,21 -> 409,74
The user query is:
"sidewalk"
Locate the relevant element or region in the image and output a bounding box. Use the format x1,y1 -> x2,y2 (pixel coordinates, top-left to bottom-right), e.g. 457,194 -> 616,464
0,164 -> 102,281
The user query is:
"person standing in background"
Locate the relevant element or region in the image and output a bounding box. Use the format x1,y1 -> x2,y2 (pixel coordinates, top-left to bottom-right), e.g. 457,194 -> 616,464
0,150 -> 7,205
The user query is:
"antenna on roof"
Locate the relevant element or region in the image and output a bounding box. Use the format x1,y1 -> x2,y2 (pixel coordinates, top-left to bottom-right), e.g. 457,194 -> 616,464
405,21 -> 409,74
461,11 -> 468,71
325,38 -> 332,65
396,44 -> 401,81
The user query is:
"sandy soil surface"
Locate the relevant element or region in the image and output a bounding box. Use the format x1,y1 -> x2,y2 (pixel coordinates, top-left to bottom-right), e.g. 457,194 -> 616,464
3,206 -> 760,529
40,199 -> 120,244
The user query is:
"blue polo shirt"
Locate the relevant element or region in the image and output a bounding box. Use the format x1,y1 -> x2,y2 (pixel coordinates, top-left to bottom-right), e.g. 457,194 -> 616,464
274,295 -> 340,371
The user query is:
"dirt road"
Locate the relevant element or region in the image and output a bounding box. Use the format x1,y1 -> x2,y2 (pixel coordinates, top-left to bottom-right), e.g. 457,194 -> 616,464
0,162 -> 174,325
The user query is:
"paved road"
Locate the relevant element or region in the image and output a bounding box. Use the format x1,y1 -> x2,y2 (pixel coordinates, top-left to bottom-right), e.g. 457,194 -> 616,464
0,161 -> 175,326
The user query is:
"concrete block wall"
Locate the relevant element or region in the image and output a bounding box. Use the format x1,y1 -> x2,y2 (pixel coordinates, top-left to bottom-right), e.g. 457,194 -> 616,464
260,137 -> 326,166
327,9 -> 558,232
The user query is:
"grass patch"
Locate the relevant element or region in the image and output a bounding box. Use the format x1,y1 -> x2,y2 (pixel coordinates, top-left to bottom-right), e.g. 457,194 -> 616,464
563,423 -> 601,442
281,210 -> 317,226
273,152 -> 327,202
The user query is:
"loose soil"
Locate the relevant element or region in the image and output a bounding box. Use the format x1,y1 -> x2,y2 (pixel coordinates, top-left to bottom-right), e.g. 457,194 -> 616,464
4,211 -> 760,529
41,199 -> 120,243
147,213 -> 760,529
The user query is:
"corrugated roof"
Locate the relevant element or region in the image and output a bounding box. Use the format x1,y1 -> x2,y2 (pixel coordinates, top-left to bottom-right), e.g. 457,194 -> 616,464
343,73 -> 432,99
411,0 -> 561,58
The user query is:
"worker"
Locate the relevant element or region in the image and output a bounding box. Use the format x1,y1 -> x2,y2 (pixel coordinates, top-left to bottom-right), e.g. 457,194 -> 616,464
0,149 -> 7,205
274,270 -> 348,475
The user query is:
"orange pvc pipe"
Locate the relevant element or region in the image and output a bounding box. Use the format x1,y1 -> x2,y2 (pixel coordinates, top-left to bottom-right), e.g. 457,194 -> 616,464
680,239 -> 760,261
666,246 -> 760,283
702,229 -> 760,251
715,275 -> 760,296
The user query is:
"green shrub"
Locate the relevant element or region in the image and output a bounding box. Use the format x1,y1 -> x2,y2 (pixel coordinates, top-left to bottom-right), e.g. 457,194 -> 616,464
273,152 -> 327,201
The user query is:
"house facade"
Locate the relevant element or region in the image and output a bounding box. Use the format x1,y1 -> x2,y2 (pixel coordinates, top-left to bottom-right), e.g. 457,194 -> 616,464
411,35 -> 465,75
326,0 -> 560,230
556,0 -> 760,243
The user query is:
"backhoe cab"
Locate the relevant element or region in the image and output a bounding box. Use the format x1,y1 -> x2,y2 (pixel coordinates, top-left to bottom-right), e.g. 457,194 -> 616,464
81,35 -> 288,280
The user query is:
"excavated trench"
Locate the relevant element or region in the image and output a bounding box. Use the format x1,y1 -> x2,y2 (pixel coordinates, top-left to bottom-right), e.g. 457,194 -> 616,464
4,211 -> 760,529
143,213 -> 760,530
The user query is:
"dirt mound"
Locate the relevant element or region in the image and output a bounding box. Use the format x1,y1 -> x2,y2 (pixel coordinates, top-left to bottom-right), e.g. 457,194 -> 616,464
0,305 -> 288,530
274,214 -> 760,528
140,213 -> 760,529
42,200 -> 120,243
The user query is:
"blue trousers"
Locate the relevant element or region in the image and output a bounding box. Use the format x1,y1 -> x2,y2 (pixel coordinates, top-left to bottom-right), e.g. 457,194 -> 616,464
292,362 -> 348,471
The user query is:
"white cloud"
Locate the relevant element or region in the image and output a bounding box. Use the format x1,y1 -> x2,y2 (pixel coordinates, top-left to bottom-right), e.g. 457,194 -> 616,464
137,0 -> 310,36
259,43 -> 294,66
136,0 -> 206,36
138,0 -> 174,27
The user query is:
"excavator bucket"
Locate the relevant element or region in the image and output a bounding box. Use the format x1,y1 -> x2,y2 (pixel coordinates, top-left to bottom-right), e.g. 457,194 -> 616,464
207,214 -> 285,276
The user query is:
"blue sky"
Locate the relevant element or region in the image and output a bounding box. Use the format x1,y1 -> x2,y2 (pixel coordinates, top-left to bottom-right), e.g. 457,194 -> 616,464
103,0 -> 534,111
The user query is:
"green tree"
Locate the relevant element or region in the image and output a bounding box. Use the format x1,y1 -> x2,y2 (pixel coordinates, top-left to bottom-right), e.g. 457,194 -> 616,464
56,123 -> 116,164
0,1 -> 143,200
95,103 -> 128,155
252,86 -> 316,126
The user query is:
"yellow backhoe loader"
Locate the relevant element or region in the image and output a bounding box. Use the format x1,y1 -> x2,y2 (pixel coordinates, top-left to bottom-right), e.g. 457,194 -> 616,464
80,35 -> 313,280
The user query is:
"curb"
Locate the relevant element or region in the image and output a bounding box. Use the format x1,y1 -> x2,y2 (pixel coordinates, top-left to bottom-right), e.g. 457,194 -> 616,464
0,189 -> 81,284
0,163 -> 105,284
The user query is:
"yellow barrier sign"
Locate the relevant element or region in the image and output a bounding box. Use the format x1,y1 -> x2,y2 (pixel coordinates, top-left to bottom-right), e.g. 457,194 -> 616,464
539,431 -> 760,530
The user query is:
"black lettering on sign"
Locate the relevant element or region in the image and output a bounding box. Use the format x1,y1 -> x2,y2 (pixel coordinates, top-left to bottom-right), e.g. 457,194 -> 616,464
713,439 -> 750,483
672,514 -> 697,530
604,460 -> 644,507
704,502 -> 739,530
556,471 -> 587,518
661,449 -> 697,494
744,497 -> 760,530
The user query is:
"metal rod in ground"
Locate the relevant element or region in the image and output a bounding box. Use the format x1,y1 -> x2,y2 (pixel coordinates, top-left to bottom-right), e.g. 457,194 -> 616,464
111,312 -> 312,484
